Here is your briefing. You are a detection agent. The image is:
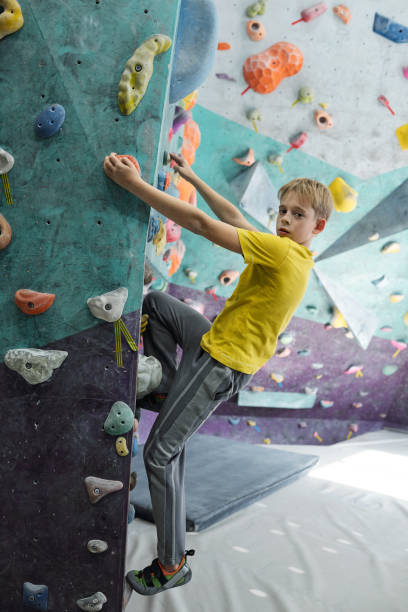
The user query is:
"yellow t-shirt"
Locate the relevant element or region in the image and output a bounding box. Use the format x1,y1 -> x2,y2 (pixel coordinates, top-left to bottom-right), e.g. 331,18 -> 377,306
200,229 -> 314,374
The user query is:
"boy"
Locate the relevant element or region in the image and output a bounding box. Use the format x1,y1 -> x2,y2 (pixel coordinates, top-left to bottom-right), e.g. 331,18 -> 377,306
103,151 -> 333,596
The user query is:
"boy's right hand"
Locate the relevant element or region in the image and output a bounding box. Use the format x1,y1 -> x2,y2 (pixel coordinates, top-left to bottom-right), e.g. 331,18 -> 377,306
169,153 -> 196,183
104,152 -> 142,191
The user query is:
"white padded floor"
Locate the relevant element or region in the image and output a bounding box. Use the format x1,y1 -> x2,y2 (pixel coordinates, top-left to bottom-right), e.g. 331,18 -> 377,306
125,430 -> 408,612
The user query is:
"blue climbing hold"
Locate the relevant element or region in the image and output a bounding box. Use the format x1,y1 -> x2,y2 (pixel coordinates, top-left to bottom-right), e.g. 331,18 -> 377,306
169,0 -> 218,103
132,436 -> 138,457
147,210 -> 161,242
128,503 -> 135,523
228,417 -> 241,425
373,13 -> 408,43
23,582 -> 48,611
157,169 -> 167,191
34,104 -> 65,138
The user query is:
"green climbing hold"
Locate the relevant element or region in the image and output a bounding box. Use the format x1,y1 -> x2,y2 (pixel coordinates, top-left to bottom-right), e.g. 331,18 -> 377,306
382,364 -> 398,376
246,0 -> 267,18
104,401 -> 134,436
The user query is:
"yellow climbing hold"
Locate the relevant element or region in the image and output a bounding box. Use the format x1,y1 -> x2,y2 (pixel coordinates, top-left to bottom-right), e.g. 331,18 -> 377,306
247,419 -> 257,427
331,307 -> 348,328
118,34 -> 172,115
178,90 -> 198,111
270,373 -> 284,384
153,218 -> 166,255
395,123 -> 408,150
116,437 -> 129,457
263,438 -> 271,445
404,312 -> 408,326
389,293 -> 404,303
329,177 -> 358,213
381,241 -> 400,254
0,0 -> 24,40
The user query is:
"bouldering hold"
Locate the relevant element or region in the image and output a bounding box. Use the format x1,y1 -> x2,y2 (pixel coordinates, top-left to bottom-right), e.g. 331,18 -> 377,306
389,292 -> 404,303
76,591 -> 107,611
242,41 -> 303,95
371,274 -> 387,288
0,0 -> 23,40
217,42 -> 231,50
267,154 -> 283,172
84,476 -> 123,504
304,386 -> 317,394
4,348 -> 67,384
373,13 -> 408,43
349,423 -> 358,432
172,107 -> 192,135
313,431 -> 323,442
228,417 -> 241,425
395,123 -> 408,150
0,148 -> 14,174
184,267 -> 198,283
163,239 -> 186,276
298,421 -> 307,428
132,436 -> 138,457
315,374 -> 323,380
380,325 -> 392,332
286,132 -> 307,153
233,148 -> 255,166
87,540 -> 108,554
181,118 -> 201,166
319,102 -> 328,109
381,241 -> 400,254
279,332 -> 293,345
247,419 -> 257,427
218,270 -> 239,286
314,109 -> 333,129
344,364 -> 364,377
87,287 -> 128,322
297,349 -> 310,356
178,90 -> 198,111
183,298 -> 205,314
369,232 -> 379,241
263,438 -> 271,445
359,390 -> 369,396
176,177 -> 197,205
23,582 -> 48,611
215,72 -> 236,82
0,213 -> 12,249
165,219 -> 182,243
246,0 -> 268,18
250,385 -> 264,392
247,108 -> 262,132
331,307 -> 348,328
116,437 -> 129,456
306,304 -> 318,315
270,372 -> 284,384
150,277 -> 168,292
382,364 -> 398,376
329,177 -> 358,213
14,289 -> 55,315
352,402 -> 362,409
147,210 -> 161,242
291,2 -> 327,25
333,5 -> 351,24
292,86 -> 314,106
404,312 -> 408,326
276,347 -> 291,358
311,362 -> 323,369
104,401 -> 134,436
403,67 -> 408,79
116,154 -> 141,174
391,339 -> 406,357
205,285 -> 218,300
118,34 -> 172,115
128,503 -> 135,523
378,95 -> 395,115
136,354 -> 162,399
34,104 -> 65,138
129,472 -> 137,491
246,20 -> 265,41
320,399 -> 333,408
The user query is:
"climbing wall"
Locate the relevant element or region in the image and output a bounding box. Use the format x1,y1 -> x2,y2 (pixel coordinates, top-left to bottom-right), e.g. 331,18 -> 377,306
0,0 -> 180,609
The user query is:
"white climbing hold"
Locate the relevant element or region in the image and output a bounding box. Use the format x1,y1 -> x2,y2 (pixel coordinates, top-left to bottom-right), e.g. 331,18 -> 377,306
4,348 -> 67,384
87,287 -> 128,322
0,148 -> 14,174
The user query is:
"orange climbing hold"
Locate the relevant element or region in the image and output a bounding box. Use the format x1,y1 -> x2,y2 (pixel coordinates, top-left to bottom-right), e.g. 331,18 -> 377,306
333,4 -> 351,24
242,41 -> 303,95
0,213 -> 12,249
14,289 -> 55,315
177,177 -> 196,205
233,148 -> 255,166
217,42 -> 231,50
246,20 -> 265,41
116,154 -> 141,174
181,119 -> 201,166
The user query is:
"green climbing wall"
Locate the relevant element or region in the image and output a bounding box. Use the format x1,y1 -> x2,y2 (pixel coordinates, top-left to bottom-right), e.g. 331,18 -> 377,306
0,0 -> 180,609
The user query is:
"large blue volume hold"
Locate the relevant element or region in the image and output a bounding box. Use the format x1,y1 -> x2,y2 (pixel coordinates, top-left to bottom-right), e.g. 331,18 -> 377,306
169,0 -> 218,103
373,13 -> 408,43
34,103 -> 66,138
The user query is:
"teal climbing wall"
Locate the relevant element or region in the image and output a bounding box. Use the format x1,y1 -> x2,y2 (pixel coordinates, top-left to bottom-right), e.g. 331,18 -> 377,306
0,0 -> 180,609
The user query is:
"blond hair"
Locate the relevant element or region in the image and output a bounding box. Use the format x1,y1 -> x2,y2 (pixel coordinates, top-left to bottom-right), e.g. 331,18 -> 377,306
278,178 -> 333,220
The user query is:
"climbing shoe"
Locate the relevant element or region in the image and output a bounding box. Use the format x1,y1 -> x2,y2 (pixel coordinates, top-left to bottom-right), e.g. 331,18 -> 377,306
126,549 -> 195,596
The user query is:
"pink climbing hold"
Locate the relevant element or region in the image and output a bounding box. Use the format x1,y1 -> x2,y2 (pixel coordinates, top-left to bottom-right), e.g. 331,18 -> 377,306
233,148 -> 255,166
378,95 -> 395,115
402,66 -> 408,79
205,286 -> 218,301
286,132 -> 307,153
391,339 -> 407,358
165,219 -> 181,243
291,2 -> 327,25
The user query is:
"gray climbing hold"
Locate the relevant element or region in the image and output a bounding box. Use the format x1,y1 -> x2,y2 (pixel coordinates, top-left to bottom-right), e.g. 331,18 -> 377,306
87,287 -> 128,322
382,364 -> 398,376
76,591 -> 107,611
311,362 -> 324,369
87,540 -> 108,554
297,349 -> 310,357
136,354 -> 162,399
4,348 -> 67,384
104,401 -> 134,436
0,148 -> 14,174
84,476 -> 123,504
23,582 -> 48,610
306,305 -> 318,315
279,332 -> 293,345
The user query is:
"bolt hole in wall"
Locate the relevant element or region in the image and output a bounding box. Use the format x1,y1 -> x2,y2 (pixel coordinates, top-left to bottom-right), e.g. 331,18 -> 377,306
144,9 -> 148,14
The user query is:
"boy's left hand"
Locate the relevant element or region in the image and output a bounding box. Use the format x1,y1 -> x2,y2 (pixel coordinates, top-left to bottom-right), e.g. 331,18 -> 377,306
104,152 -> 141,190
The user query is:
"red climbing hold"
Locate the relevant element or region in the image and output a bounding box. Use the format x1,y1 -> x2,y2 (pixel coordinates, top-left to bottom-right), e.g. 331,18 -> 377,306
14,289 -> 55,315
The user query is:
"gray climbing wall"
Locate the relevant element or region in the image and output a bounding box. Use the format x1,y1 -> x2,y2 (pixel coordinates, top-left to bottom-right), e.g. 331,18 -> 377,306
0,0 -> 180,609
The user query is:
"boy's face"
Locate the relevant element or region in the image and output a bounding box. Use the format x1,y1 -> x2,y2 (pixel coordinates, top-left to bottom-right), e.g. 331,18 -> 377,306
276,192 -> 326,248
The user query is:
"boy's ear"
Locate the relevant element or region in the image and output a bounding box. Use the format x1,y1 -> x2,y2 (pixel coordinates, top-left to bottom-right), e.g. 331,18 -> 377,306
312,218 -> 326,235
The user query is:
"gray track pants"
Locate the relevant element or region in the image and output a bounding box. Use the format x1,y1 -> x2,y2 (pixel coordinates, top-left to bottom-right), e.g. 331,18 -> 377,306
140,291 -> 252,565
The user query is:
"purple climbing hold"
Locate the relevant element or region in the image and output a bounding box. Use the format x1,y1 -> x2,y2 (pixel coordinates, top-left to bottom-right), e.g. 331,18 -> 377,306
172,107 -> 192,134
34,104 -> 65,138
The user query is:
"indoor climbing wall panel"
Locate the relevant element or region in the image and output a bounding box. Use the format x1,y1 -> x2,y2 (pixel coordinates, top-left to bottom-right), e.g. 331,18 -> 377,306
0,0 -> 180,609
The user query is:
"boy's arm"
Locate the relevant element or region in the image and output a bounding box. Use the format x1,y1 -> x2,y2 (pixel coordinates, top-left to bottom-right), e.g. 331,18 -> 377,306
104,153 -> 243,254
170,153 -> 258,231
